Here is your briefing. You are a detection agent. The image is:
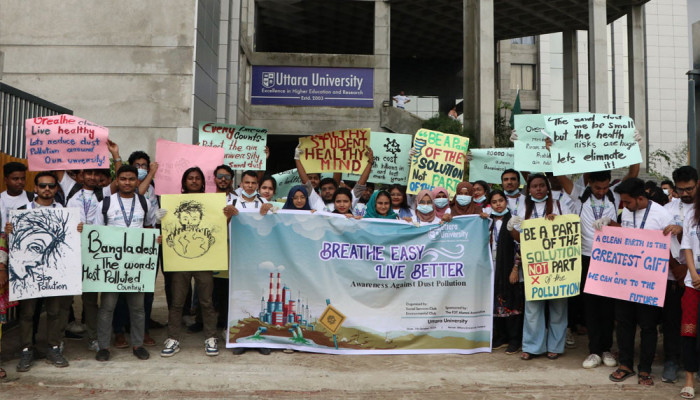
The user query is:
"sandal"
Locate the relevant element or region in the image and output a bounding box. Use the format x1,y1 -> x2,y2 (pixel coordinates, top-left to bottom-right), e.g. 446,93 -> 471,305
681,386 -> 695,399
609,367 -> 635,382
546,352 -> 560,360
638,373 -> 654,386
520,352 -> 536,360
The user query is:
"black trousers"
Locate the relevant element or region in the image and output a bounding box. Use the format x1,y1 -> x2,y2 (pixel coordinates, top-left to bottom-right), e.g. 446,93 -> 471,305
584,292 -> 615,355
615,299 -> 662,373
493,314 -> 523,347
663,280 -> 684,364
568,255 -> 591,330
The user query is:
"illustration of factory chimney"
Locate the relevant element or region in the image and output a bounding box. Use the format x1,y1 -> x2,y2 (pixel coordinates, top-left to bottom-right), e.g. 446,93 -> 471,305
268,273 -> 274,302
275,273 -> 281,303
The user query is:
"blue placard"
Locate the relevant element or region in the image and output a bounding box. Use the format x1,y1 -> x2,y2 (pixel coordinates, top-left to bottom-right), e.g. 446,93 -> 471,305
251,66 -> 374,107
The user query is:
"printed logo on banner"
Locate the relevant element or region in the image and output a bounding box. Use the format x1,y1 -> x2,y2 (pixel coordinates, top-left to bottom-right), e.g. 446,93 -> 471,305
262,72 -> 275,88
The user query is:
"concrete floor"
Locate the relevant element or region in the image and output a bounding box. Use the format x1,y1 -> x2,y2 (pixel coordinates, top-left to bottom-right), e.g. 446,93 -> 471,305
0,275 -> 688,399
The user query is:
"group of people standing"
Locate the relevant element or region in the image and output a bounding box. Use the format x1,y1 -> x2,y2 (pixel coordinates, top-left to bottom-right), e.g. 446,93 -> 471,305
0,136 -> 699,398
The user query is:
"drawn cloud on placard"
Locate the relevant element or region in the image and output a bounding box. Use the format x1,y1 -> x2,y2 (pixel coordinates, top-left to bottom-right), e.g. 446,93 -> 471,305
258,261 -> 285,272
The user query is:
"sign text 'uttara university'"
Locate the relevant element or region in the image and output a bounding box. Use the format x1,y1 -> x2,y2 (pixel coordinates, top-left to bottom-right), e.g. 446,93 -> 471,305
251,66 -> 374,107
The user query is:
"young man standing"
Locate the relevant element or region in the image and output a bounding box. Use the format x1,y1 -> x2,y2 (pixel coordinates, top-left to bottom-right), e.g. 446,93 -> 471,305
501,169 -> 525,214
659,166 -> 698,383
94,165 -> 156,362
1,162 -> 32,224
6,172 -> 82,372
600,178 -> 675,386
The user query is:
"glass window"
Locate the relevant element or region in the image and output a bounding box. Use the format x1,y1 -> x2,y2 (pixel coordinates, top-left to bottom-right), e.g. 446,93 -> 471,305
511,36 -> 535,45
510,64 -> 536,90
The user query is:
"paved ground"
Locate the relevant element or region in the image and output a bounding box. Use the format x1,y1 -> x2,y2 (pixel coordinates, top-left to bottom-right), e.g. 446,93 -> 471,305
0,277 -> 688,399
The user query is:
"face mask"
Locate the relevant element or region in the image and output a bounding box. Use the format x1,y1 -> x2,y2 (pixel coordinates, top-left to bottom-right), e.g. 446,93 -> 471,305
663,189 -> 670,196
137,168 -> 148,180
434,198 -> 449,208
531,195 -> 549,203
417,204 -> 434,214
491,208 -> 508,216
456,195 -> 472,206
474,195 -> 486,203
504,189 -> 520,197
242,190 -> 258,199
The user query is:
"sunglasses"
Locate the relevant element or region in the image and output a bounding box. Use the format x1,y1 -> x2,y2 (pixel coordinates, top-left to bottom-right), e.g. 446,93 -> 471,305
37,183 -> 57,189
216,173 -> 232,180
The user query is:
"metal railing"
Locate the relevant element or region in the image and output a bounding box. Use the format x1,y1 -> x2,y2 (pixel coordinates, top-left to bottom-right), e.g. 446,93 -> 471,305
1,82 -> 73,158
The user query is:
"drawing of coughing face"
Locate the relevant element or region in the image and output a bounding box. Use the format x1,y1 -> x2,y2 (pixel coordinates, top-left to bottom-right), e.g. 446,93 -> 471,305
178,209 -> 202,230
9,211 -> 69,295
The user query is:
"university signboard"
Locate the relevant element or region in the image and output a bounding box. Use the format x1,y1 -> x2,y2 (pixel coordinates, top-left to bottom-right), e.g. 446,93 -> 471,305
251,66 -> 373,107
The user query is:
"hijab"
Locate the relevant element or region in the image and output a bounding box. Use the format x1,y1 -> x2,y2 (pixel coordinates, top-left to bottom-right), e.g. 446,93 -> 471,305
432,187 -> 450,218
413,189 -> 436,223
450,182 -> 482,216
364,190 -> 398,219
282,185 -> 311,210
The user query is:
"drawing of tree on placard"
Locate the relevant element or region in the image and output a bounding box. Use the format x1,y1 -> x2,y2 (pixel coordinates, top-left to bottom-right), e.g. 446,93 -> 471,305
165,200 -> 215,259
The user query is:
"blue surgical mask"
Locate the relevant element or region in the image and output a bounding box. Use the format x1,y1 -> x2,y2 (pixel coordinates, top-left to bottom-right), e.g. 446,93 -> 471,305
504,189 -> 520,197
474,195 -> 486,203
531,195 -> 549,203
417,204 -> 434,214
242,190 -> 258,199
491,208 -> 508,216
137,168 -> 148,180
663,189 -> 670,196
434,198 -> 449,208
456,195 -> 472,206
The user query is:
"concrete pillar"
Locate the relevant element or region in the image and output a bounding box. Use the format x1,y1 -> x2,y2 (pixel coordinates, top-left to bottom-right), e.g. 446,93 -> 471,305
463,0 -> 495,147
563,30 -> 579,113
588,0 -> 608,113
627,5 -> 647,163
374,0 -> 390,119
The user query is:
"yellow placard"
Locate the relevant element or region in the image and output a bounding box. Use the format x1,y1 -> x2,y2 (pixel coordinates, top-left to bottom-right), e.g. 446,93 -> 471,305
161,193 -> 228,271
520,214 -> 582,301
406,128 -> 469,198
298,128 -> 370,174
318,304 -> 346,334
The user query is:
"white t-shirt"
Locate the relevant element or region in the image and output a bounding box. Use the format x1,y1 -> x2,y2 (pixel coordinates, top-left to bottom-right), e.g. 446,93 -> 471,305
308,189 -> 328,212
233,193 -> 267,212
680,208 -> 700,286
569,183 -> 620,256
95,193 -> 154,228
621,200 -> 675,279
551,190 -> 575,215
411,215 -> 441,225
514,198 -> 568,232
506,194 -> 526,216
0,190 -> 32,225
393,95 -> 409,108
665,197 -> 692,264
67,188 -> 101,224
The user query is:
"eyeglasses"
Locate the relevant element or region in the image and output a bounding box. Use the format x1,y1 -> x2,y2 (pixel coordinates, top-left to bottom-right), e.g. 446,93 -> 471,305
37,183 -> 57,189
215,174 -> 232,180
676,186 -> 695,194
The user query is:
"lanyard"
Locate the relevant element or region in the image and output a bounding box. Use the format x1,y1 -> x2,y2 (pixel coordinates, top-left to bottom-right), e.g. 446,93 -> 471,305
589,197 -> 605,220
680,201 -> 686,223
632,201 -> 652,229
81,190 -> 92,219
532,203 -> 543,218
117,196 -> 136,227
509,196 -> 521,215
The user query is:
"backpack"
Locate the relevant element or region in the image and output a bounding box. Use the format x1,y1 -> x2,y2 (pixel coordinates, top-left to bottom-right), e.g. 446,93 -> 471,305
102,194 -> 148,225
231,194 -> 265,208
66,184 -> 104,203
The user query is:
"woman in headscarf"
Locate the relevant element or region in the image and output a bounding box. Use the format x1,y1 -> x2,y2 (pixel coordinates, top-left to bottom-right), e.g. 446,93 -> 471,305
450,182 -> 482,216
431,187 -> 451,219
282,185 -> 312,211
363,190 -> 399,220
412,189 -> 452,225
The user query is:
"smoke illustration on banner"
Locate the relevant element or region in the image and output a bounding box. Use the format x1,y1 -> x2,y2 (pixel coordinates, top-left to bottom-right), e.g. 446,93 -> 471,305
227,212 -> 493,355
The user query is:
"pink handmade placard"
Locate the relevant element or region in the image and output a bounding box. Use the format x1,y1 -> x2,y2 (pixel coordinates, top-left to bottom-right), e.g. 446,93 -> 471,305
154,139 -> 224,195
25,114 -> 110,171
585,225 -> 670,307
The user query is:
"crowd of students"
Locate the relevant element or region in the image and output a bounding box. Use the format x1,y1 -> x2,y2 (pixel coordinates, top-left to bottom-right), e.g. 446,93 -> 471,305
0,138 -> 699,398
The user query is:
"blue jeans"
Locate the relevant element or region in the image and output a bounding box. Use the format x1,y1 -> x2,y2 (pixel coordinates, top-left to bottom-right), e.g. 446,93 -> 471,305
522,298 -> 568,354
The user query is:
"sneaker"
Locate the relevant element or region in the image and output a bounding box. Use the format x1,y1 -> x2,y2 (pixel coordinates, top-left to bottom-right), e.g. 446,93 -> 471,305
95,349 -> 110,362
46,346 -> 69,368
114,333 -> 128,349
64,330 -> 83,340
161,338 -> 180,357
205,337 -> 219,356
88,340 -> 99,352
602,351 -> 618,367
16,348 -> 34,372
505,343 -> 521,355
662,360 -> 679,383
232,348 -> 246,355
258,348 -> 271,355
582,353 -> 602,369
565,329 -> 576,349
133,346 -> 150,360
66,321 -> 86,334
